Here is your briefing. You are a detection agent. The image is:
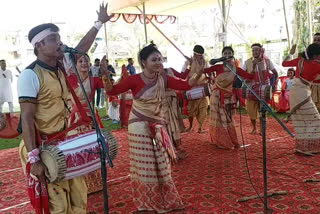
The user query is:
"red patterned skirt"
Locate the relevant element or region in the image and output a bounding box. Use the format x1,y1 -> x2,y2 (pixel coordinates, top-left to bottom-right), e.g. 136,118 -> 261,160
128,121 -> 184,213
209,90 -> 239,149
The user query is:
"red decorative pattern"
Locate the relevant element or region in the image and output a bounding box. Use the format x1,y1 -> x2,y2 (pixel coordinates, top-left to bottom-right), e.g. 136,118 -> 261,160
210,126 -> 238,149
109,13 -> 177,25
296,138 -> 320,153
65,145 -> 100,168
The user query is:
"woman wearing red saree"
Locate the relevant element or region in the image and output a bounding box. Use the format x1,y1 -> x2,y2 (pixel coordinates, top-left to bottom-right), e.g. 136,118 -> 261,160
102,44 -> 200,213
204,46 -> 254,149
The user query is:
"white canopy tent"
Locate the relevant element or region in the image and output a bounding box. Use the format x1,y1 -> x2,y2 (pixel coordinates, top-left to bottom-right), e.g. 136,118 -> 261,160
107,0 -> 243,55
106,0 -> 293,57
107,0 -> 238,15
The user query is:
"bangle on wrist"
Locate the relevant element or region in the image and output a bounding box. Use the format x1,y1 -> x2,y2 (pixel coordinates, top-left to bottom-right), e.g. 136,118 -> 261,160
287,54 -> 292,58
27,148 -> 40,164
94,21 -> 103,31
28,156 -> 40,164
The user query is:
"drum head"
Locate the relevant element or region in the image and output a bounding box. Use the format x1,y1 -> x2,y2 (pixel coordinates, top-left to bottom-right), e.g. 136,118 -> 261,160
40,145 -> 67,183
102,129 -> 118,160
266,85 -> 272,101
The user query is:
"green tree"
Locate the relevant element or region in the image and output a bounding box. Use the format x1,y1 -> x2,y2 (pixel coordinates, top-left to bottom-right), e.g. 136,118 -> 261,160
293,0 -> 320,53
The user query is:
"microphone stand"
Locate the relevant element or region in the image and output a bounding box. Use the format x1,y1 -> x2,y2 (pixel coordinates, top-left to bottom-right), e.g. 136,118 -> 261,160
224,60 -> 294,214
68,53 -> 113,214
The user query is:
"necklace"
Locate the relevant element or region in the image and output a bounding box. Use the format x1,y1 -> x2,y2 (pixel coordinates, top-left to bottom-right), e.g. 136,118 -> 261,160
142,72 -> 156,80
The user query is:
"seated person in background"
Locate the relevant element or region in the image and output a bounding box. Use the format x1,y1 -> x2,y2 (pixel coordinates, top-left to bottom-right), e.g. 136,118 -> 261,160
108,79 -> 120,123
284,68 -> 295,91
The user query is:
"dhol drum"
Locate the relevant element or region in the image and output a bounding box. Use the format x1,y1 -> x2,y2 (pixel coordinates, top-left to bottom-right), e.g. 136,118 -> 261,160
184,84 -> 211,100
242,84 -> 272,101
40,129 -> 118,183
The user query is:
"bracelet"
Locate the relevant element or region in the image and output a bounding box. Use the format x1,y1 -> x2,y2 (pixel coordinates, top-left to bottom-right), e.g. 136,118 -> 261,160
94,21 -> 103,31
27,148 -> 40,164
287,54 -> 292,58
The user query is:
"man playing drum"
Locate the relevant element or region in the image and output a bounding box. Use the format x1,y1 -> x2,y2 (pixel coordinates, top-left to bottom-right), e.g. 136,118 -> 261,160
17,4 -> 113,213
177,45 -> 209,133
242,43 -> 278,134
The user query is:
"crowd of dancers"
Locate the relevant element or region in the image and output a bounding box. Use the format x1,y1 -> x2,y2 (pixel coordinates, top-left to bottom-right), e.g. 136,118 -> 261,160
1,3 -> 320,214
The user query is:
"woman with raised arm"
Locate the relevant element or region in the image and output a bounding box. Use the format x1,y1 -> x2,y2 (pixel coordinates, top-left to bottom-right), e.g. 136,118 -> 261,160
204,46 -> 254,149
101,44 -> 199,213
283,43 -> 320,155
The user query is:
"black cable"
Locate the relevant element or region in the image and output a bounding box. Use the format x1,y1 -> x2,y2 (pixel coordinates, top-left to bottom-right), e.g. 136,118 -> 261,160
233,58 -> 265,205
237,90 -> 264,205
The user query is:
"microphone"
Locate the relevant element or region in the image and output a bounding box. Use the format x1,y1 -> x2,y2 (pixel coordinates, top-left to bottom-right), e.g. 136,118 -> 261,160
209,56 -> 233,65
60,45 -> 85,55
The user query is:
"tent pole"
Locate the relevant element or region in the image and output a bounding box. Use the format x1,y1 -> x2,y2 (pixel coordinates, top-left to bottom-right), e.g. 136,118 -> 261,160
306,0 -> 313,44
222,0 -> 226,47
143,2 -> 148,44
103,0 -> 108,58
104,23 -> 108,58
282,0 -> 291,48
136,7 -> 187,59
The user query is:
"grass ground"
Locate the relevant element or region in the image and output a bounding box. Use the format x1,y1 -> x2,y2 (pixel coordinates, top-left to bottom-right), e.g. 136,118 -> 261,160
0,108 -> 120,150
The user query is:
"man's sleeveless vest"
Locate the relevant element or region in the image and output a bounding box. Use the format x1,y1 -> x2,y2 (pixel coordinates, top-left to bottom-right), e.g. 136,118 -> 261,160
32,63 -> 69,135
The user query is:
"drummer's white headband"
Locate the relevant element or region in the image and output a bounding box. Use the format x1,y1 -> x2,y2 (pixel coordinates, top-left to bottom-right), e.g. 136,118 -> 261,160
31,28 -> 58,47
193,52 -> 203,56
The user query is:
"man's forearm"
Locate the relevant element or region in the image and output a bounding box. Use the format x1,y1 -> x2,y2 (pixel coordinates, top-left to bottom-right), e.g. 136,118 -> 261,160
283,55 -> 291,62
75,27 -> 99,53
21,113 -> 37,152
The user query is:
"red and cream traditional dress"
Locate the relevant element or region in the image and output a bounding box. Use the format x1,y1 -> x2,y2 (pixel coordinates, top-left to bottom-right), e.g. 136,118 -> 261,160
106,72 -> 190,213
283,58 -> 320,154
163,68 -> 186,146
283,58 -> 320,113
204,63 -> 254,149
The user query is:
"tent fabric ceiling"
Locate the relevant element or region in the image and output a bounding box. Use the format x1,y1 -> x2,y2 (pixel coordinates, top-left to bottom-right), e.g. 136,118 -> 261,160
107,0 -> 242,15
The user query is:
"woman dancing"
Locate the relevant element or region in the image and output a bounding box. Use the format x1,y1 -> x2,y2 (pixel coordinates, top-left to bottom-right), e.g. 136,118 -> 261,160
204,46 -> 254,149
102,44 -> 201,213
282,44 -> 320,155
